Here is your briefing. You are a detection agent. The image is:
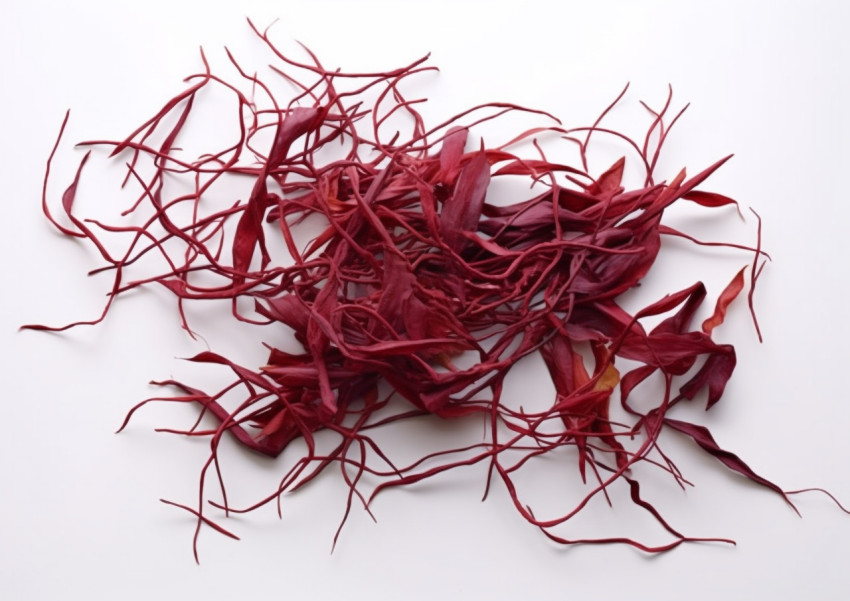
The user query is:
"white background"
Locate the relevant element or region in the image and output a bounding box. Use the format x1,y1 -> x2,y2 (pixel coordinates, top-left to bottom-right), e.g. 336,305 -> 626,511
2,1 -> 850,599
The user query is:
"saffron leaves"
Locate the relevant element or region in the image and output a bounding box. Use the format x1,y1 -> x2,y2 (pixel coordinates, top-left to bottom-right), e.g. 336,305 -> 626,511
27,22 -> 793,559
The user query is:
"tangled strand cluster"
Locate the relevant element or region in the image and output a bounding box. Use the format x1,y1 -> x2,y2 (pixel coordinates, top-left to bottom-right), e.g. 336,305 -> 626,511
30,21 -> 791,560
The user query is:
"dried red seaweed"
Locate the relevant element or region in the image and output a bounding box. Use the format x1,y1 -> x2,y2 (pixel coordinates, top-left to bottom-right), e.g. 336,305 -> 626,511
23,20 -> 843,561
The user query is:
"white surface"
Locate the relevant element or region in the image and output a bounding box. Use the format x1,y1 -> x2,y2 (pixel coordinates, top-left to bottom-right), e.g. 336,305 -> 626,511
2,1 -> 850,599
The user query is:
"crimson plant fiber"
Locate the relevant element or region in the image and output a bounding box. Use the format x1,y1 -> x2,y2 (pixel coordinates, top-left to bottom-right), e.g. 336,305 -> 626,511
24,21 -> 843,561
